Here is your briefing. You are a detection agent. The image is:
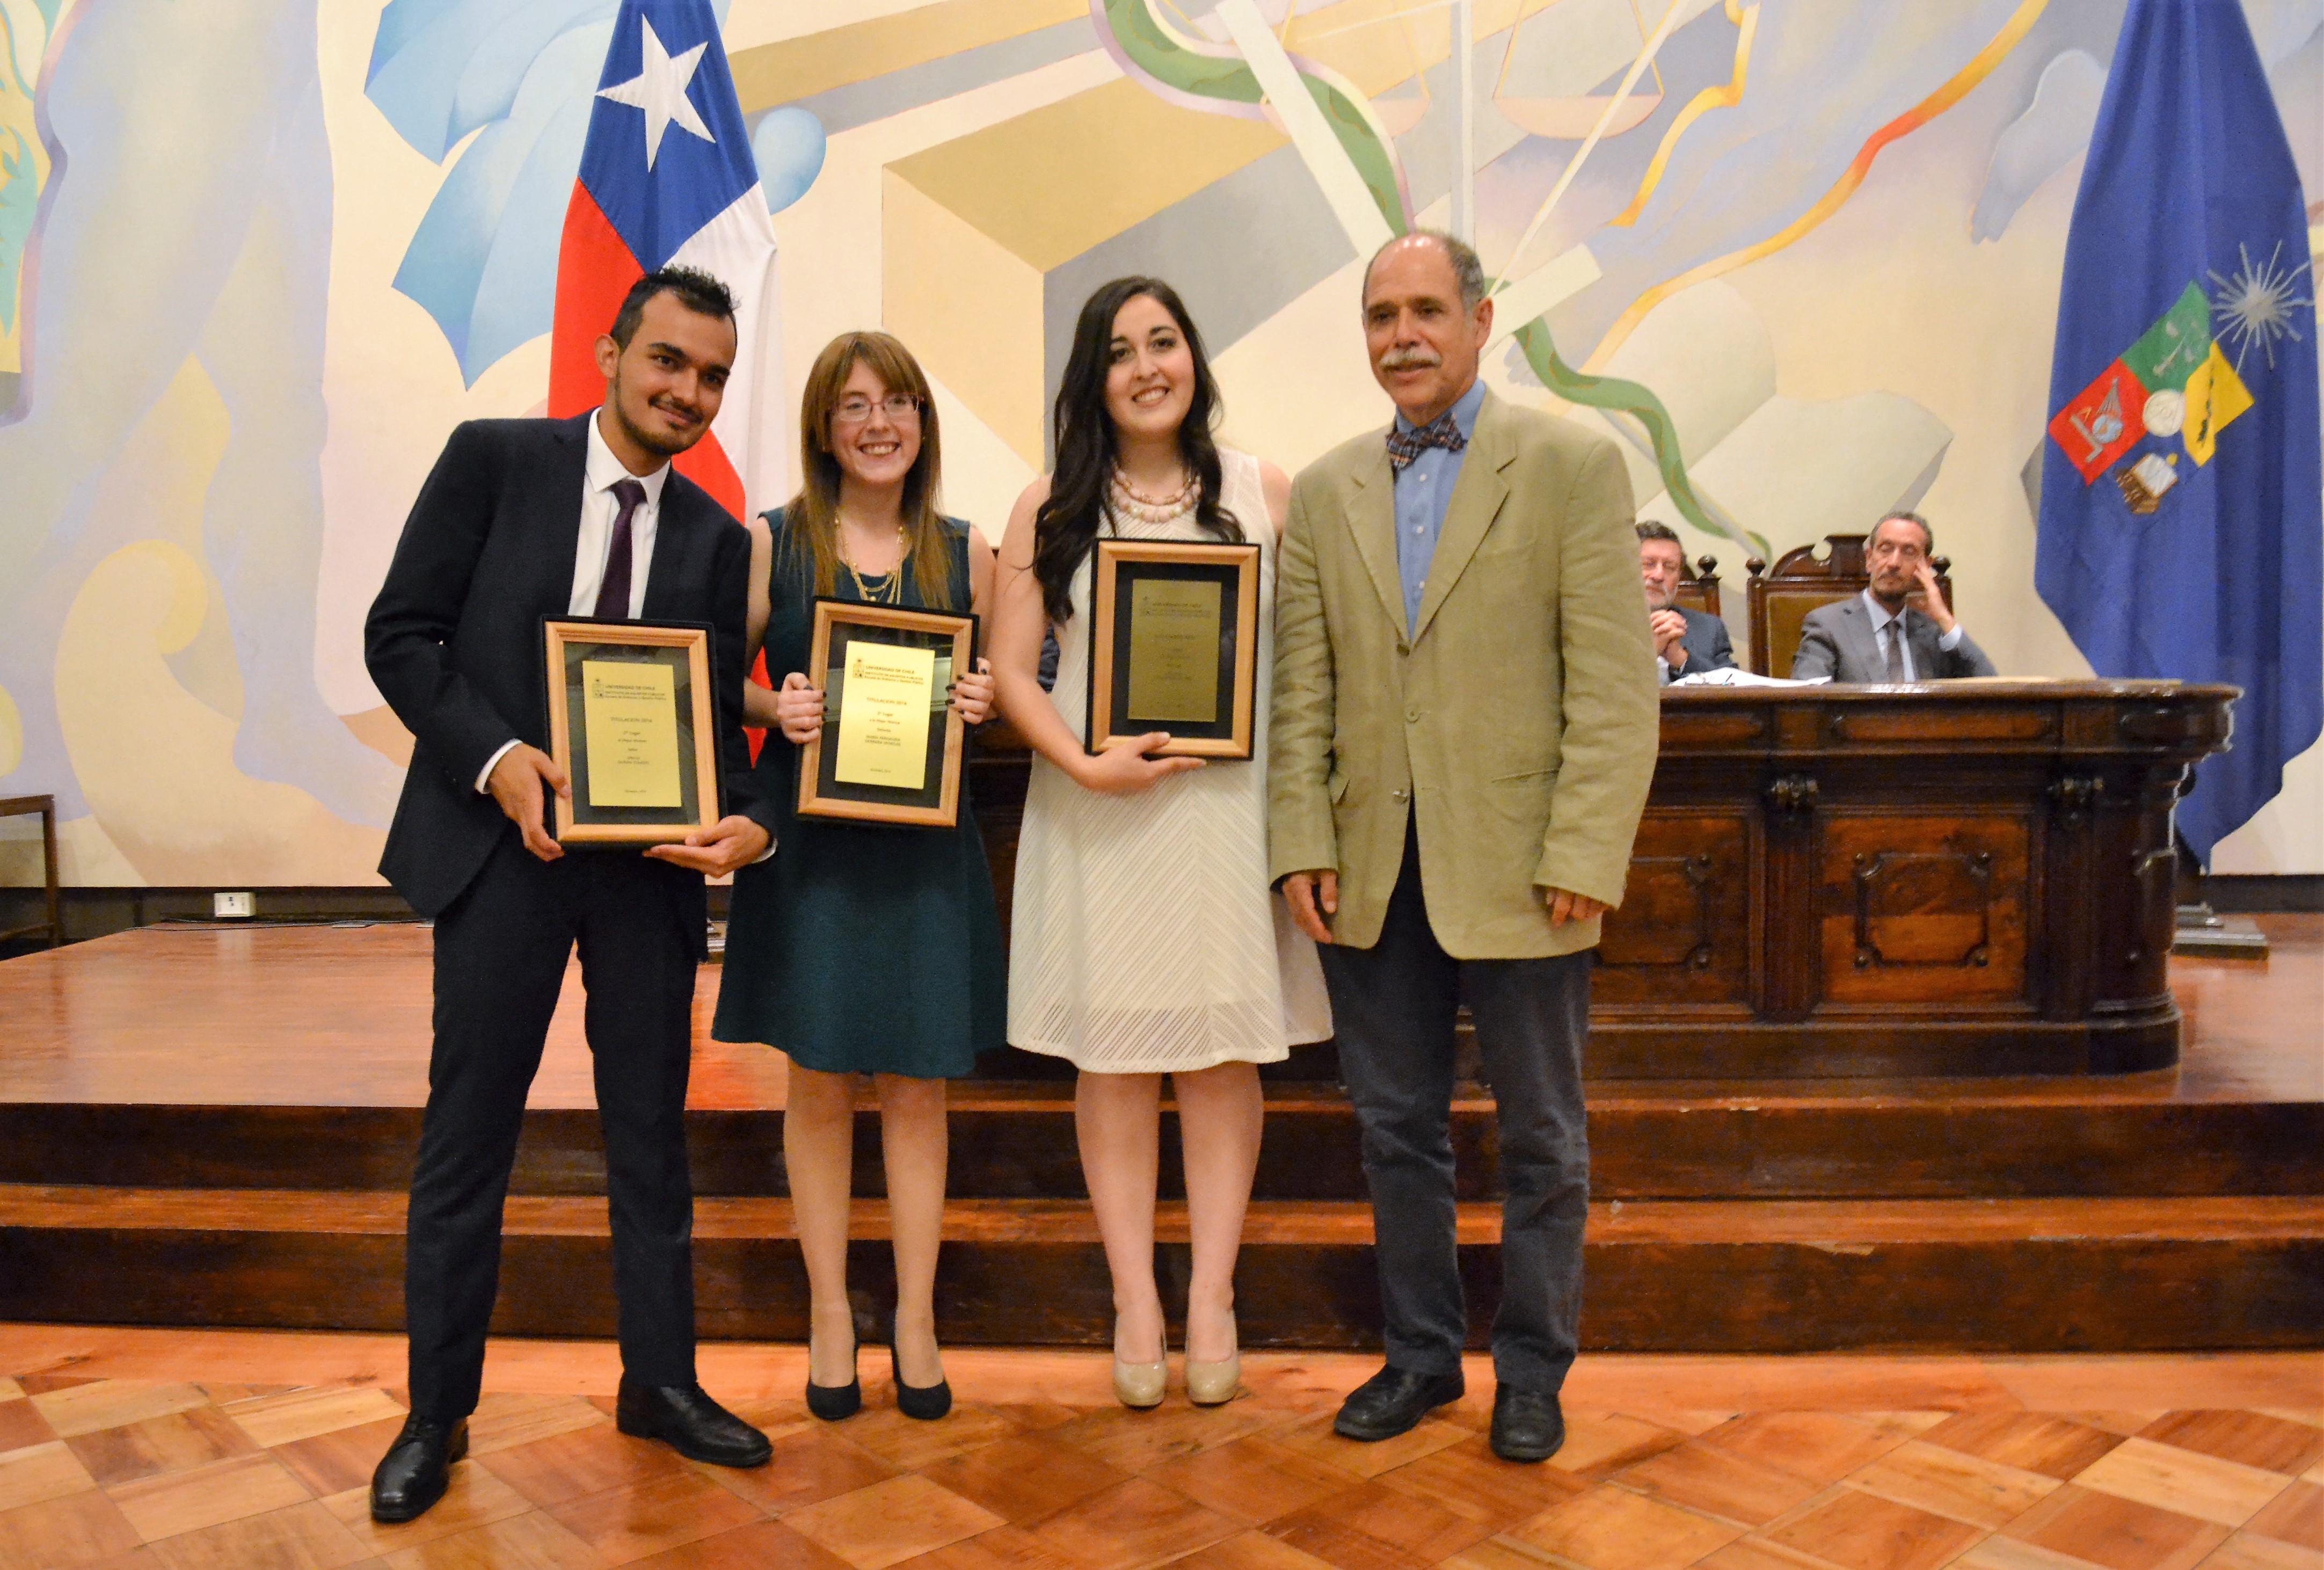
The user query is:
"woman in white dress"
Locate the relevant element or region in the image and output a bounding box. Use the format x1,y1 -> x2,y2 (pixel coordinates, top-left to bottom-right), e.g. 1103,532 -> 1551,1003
990,277 -> 1331,1408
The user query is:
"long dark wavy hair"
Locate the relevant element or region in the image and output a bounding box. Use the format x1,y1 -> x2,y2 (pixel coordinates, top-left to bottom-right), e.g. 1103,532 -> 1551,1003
1032,277 -> 1241,624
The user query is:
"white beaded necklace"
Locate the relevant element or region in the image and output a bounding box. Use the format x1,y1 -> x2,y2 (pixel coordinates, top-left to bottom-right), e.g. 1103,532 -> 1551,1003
1106,466 -> 1198,528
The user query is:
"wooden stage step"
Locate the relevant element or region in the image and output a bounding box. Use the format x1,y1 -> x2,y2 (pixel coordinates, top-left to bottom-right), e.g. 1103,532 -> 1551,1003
3,1184 -> 2318,1354
2,1079 -> 2316,1201
3,921 -> 2316,1354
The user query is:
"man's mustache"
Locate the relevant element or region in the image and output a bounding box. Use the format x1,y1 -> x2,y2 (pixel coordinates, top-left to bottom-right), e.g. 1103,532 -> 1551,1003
1377,346 -> 1443,372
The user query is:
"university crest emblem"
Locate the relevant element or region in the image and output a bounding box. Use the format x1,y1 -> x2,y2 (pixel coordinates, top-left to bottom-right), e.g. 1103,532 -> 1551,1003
2046,244 -> 2311,507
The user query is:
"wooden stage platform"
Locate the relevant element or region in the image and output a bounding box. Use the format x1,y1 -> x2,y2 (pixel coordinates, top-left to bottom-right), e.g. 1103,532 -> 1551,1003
0,920 -> 2318,1353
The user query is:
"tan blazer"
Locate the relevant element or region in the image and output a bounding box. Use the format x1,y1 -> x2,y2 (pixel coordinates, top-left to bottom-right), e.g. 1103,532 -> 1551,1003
1267,388 -> 1660,958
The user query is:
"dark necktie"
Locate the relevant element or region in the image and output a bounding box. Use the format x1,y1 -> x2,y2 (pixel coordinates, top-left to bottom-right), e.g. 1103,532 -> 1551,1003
1884,619 -> 1907,682
1385,411 -> 1467,473
593,478 -> 647,620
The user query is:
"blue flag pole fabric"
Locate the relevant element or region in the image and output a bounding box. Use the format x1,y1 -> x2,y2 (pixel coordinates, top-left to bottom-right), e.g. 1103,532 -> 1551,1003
2035,0 -> 2322,864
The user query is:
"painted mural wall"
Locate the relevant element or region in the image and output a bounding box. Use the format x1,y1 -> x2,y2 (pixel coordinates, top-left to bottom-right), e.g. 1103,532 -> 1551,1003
0,0 -> 2319,889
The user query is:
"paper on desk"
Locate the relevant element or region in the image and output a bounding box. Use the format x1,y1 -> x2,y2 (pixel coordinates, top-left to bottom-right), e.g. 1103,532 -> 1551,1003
1670,667 -> 1832,687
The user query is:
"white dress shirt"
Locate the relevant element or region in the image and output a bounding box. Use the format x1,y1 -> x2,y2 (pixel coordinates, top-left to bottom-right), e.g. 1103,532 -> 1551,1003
567,412 -> 667,620
475,413 -> 668,791
1860,587 -> 1965,683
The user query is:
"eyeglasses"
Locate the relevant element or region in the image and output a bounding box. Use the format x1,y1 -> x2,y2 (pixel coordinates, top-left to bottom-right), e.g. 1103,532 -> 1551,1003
833,394 -> 921,425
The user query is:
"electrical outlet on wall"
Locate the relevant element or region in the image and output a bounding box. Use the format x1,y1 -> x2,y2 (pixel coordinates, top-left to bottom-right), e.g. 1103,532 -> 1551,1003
213,892 -> 255,919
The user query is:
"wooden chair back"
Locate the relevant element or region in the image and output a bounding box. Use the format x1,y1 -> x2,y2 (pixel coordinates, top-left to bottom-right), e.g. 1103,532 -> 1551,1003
1745,534 -> 1953,676
1669,555 -> 1722,620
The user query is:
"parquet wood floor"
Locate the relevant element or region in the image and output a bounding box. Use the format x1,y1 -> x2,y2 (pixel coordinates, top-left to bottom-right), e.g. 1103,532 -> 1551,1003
0,1327 -> 2314,1569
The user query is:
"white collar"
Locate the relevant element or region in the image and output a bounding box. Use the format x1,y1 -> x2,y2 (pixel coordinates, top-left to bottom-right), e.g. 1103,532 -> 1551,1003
1860,587 -> 1908,633
585,410 -> 671,505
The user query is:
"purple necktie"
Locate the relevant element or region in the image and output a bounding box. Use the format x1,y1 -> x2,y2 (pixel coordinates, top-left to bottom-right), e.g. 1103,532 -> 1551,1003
593,478 -> 647,619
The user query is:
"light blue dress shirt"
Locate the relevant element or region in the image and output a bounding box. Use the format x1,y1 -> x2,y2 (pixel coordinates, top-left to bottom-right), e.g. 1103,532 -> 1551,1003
1390,377 -> 1487,633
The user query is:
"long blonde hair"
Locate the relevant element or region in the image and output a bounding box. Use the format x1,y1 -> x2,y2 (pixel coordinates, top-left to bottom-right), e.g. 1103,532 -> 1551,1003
788,331 -> 953,607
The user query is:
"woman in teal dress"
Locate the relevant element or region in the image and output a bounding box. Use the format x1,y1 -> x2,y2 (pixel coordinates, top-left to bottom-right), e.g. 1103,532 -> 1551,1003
714,330 -> 1003,1423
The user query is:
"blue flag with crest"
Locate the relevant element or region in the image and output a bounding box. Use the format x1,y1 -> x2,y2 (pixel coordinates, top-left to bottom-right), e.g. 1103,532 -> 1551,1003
2035,0 -> 2321,863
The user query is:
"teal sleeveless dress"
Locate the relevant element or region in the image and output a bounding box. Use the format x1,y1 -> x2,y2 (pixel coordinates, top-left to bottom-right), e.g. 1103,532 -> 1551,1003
711,514 -> 1005,1078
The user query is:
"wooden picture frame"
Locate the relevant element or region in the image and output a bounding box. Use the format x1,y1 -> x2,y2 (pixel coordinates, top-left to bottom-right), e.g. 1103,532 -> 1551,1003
1087,538 -> 1261,761
543,617 -> 721,845
796,599 -> 975,828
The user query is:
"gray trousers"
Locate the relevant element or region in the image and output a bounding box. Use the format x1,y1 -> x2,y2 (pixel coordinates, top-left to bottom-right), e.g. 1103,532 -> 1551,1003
1316,824 -> 1592,1393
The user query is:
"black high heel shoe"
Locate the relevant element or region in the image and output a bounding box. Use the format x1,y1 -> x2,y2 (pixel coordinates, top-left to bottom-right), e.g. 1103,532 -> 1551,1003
805,1326 -> 861,1421
889,1333 -> 952,1422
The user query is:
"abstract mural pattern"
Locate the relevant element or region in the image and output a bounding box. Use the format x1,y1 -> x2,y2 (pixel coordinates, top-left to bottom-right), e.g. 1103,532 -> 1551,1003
0,0 -> 2318,888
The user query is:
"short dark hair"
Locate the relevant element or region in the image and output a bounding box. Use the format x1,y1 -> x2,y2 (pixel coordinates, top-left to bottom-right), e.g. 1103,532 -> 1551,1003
1872,510 -> 1934,555
1364,229 -> 1487,312
1636,520 -> 1682,546
609,266 -> 737,348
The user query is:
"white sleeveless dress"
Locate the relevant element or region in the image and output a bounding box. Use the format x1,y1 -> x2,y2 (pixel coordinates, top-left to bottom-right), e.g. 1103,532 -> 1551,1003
1009,450 -> 1333,1073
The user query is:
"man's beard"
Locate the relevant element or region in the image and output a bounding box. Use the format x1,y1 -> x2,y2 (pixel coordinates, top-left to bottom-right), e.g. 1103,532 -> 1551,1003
614,381 -> 703,459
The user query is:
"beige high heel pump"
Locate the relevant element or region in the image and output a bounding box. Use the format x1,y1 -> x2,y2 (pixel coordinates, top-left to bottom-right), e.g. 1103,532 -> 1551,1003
1185,1328 -> 1240,1407
1112,1324 -> 1167,1409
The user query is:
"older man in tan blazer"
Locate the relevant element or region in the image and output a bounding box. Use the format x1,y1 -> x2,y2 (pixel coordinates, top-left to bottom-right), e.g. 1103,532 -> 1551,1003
1271,231 -> 1658,1463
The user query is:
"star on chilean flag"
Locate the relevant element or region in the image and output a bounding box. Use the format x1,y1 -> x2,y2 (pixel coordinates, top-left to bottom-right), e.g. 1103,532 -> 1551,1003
548,0 -> 786,527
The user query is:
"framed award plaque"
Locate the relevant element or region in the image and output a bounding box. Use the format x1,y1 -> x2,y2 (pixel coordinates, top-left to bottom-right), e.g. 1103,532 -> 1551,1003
1087,537 -> 1261,760
796,599 -> 976,828
542,618 -> 722,845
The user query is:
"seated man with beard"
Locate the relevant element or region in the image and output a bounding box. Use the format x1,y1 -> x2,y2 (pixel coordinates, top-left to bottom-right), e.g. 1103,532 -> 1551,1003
1636,521 -> 1734,683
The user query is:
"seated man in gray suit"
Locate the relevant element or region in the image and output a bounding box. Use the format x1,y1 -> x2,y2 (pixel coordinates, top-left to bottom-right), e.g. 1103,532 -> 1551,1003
1638,521 -> 1734,683
1790,511 -> 1998,681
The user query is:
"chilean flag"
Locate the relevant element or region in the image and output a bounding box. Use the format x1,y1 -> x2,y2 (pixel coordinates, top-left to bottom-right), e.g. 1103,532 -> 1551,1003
548,0 -> 785,525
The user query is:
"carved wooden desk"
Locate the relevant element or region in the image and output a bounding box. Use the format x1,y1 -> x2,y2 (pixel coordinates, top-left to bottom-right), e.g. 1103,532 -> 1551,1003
966,681 -> 2234,1079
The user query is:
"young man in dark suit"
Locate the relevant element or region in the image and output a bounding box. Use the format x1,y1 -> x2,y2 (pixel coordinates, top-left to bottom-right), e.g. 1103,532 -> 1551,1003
1637,520 -> 1736,682
362,267 -> 776,1522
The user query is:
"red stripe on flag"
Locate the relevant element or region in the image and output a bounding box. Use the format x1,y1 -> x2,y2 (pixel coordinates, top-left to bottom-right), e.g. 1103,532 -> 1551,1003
676,433 -> 744,522
551,182 -> 748,524
666,436 -> 763,762
550,184 -> 642,419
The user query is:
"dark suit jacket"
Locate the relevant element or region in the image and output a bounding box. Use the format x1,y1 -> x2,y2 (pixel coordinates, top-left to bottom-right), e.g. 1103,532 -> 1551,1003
1665,605 -> 1735,676
1789,594 -> 1998,682
365,412 -> 766,918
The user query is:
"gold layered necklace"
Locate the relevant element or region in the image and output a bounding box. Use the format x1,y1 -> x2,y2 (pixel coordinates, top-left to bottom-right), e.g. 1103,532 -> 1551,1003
837,518 -> 908,605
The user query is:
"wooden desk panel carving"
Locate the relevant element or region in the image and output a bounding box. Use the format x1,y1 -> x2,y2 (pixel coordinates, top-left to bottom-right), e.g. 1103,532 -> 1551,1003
970,681 -> 2233,1079
1817,813 -> 2030,1006
1595,812 -> 1753,1008
1822,703 -> 2056,746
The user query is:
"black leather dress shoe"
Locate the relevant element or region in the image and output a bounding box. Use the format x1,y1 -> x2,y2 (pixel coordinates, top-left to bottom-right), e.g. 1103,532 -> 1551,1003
1333,1364 -> 1466,1442
1490,1385 -> 1567,1463
369,1414 -> 467,1523
615,1379 -> 772,1468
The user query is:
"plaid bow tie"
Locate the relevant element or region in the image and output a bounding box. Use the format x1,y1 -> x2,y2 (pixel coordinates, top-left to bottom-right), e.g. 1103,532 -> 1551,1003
1385,412 -> 1467,473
